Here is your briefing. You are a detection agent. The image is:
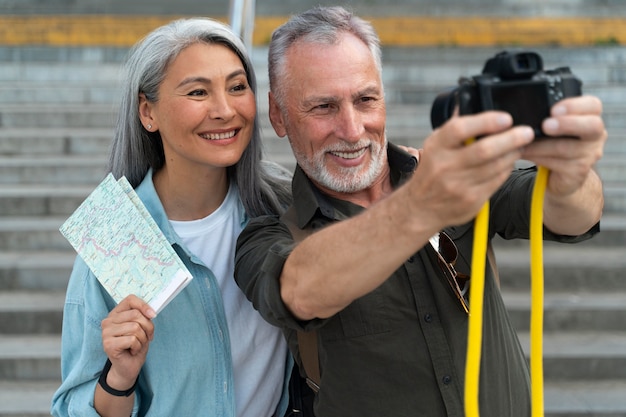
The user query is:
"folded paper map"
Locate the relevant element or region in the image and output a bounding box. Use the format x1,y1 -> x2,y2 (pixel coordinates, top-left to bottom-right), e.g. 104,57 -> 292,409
59,173 -> 192,314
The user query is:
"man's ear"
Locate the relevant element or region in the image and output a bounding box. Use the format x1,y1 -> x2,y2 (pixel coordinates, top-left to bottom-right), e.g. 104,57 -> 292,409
268,91 -> 287,138
138,93 -> 157,131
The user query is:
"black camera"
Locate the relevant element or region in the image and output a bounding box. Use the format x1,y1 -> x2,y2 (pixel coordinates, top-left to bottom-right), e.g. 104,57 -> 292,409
430,50 -> 582,138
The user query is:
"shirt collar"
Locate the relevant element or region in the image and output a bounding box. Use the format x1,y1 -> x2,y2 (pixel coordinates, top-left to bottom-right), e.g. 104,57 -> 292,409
134,169 -> 178,245
133,169 -> 248,244
291,142 -> 418,228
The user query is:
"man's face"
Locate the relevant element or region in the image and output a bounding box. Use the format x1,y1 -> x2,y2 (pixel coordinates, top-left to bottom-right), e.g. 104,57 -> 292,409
269,33 -> 387,196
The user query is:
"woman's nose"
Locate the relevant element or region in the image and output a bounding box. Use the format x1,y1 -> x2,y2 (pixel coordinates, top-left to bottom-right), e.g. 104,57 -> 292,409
208,92 -> 236,120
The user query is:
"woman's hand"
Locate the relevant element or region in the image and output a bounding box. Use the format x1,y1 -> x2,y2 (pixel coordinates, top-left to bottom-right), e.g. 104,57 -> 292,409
101,295 -> 156,390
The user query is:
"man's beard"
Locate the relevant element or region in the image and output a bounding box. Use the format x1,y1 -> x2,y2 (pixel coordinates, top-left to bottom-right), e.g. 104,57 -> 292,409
293,137 -> 387,194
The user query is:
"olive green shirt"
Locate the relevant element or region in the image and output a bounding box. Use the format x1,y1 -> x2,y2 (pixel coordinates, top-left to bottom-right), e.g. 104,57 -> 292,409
235,144 -> 598,417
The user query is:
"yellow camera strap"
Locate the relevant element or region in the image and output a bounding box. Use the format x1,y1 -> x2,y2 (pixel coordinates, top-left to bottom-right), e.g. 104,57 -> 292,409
529,165 -> 549,417
465,165 -> 548,417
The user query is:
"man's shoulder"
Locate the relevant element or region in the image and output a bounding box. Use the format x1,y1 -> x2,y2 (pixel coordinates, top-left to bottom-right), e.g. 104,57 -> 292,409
238,214 -> 292,249
244,213 -> 286,231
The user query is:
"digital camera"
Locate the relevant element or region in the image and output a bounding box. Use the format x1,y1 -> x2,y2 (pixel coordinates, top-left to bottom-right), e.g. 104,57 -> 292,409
430,50 -> 582,138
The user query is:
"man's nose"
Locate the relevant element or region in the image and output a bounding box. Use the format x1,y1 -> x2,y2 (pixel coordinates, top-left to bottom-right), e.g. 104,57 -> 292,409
336,106 -> 364,141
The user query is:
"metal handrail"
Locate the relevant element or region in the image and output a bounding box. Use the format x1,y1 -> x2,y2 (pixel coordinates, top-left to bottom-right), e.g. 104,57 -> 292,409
229,0 -> 256,51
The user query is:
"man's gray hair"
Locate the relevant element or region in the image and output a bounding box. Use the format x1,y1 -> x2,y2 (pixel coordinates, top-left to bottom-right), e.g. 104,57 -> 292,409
268,6 -> 383,109
108,17 -> 291,217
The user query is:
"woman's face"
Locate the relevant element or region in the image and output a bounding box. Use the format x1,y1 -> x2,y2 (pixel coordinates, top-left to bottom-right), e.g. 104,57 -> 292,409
140,42 -> 256,176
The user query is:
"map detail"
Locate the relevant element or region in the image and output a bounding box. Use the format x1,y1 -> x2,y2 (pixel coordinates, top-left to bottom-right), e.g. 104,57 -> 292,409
59,173 -> 192,313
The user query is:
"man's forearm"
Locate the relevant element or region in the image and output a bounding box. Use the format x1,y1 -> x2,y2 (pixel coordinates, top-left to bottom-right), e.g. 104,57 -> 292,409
280,187 -> 436,321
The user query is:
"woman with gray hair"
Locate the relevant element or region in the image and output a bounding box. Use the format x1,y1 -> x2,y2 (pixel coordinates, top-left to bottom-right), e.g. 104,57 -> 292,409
51,17 -> 292,417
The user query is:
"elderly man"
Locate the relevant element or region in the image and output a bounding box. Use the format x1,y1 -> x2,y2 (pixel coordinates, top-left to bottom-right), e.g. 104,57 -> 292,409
236,6 -> 606,417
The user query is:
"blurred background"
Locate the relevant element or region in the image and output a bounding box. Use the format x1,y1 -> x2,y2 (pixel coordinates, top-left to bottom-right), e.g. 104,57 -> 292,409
0,1 -> 625,416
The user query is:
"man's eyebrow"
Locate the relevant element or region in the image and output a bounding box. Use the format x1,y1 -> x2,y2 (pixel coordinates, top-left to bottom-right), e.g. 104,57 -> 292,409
301,84 -> 382,107
356,85 -> 382,98
177,69 -> 247,88
303,86 -> 381,104
302,95 -> 338,107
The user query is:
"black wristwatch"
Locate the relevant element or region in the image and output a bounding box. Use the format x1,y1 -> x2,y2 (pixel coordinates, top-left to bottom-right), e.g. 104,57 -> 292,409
98,359 -> 138,397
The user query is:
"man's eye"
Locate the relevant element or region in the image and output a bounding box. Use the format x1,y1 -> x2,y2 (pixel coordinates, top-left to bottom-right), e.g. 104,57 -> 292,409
314,103 -> 331,110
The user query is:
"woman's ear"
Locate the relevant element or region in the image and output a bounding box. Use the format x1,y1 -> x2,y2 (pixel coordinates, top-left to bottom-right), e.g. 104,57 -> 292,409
268,92 -> 287,138
138,93 -> 157,132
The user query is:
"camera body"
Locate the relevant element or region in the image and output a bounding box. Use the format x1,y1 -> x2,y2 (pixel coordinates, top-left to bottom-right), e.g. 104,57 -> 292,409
430,51 -> 582,137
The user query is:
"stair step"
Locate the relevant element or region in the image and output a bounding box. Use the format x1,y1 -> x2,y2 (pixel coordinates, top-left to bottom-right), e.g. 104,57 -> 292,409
0,104 -> 116,129
0,216 -> 71,251
0,156 -> 108,184
492,216 -> 626,249
517,332 -> 626,380
544,379 -> 626,417
0,188 -> 90,217
496,244 -> 626,291
0,251 -> 73,291
594,153 -> 626,183
0,335 -> 61,382
604,184 -> 626,213
2,379 -> 625,417
505,291 -> 626,332
0,62 -> 122,83
0,83 -> 120,105
3,46 -> 625,83
0,292 -> 64,334
0,331 -> 626,383
1,331 -> 623,385
0,127 -> 113,156
0,379 -> 59,417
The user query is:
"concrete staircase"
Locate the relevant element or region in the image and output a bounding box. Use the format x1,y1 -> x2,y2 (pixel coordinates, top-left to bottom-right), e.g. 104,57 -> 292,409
1,43 -> 625,417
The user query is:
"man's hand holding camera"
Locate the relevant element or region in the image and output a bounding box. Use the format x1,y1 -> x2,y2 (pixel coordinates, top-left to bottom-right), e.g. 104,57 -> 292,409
522,95 -> 606,234
420,50 -> 606,235
419,93 -> 605,236
413,111 -> 534,231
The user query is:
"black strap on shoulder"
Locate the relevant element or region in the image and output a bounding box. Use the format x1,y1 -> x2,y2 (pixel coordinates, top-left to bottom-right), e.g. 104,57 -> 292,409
280,206 -> 321,393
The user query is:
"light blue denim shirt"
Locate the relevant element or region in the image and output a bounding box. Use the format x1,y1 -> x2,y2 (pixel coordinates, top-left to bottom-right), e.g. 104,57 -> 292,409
51,170 -> 291,417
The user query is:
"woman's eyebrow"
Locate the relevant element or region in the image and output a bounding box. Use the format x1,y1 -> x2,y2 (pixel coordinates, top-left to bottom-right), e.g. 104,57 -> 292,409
177,69 -> 247,88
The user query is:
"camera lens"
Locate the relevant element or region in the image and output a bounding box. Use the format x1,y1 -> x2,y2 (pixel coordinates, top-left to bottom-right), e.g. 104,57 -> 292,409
430,88 -> 457,129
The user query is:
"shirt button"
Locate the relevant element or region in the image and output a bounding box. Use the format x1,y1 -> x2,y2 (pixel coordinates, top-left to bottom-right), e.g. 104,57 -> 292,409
442,375 -> 452,385
424,313 -> 433,323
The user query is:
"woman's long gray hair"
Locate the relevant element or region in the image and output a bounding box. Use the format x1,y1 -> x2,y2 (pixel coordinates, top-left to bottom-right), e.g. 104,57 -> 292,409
108,17 -> 291,217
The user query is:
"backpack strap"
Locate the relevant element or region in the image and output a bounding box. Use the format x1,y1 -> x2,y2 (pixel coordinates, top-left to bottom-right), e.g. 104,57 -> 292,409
487,242 -> 500,288
280,206 -> 321,392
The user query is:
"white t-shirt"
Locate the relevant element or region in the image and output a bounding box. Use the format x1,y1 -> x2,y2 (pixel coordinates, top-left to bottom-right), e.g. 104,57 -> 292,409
170,184 -> 287,417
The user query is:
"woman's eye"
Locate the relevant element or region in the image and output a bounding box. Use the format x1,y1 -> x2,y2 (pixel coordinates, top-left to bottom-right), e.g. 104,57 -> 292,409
231,83 -> 249,92
188,89 -> 207,97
